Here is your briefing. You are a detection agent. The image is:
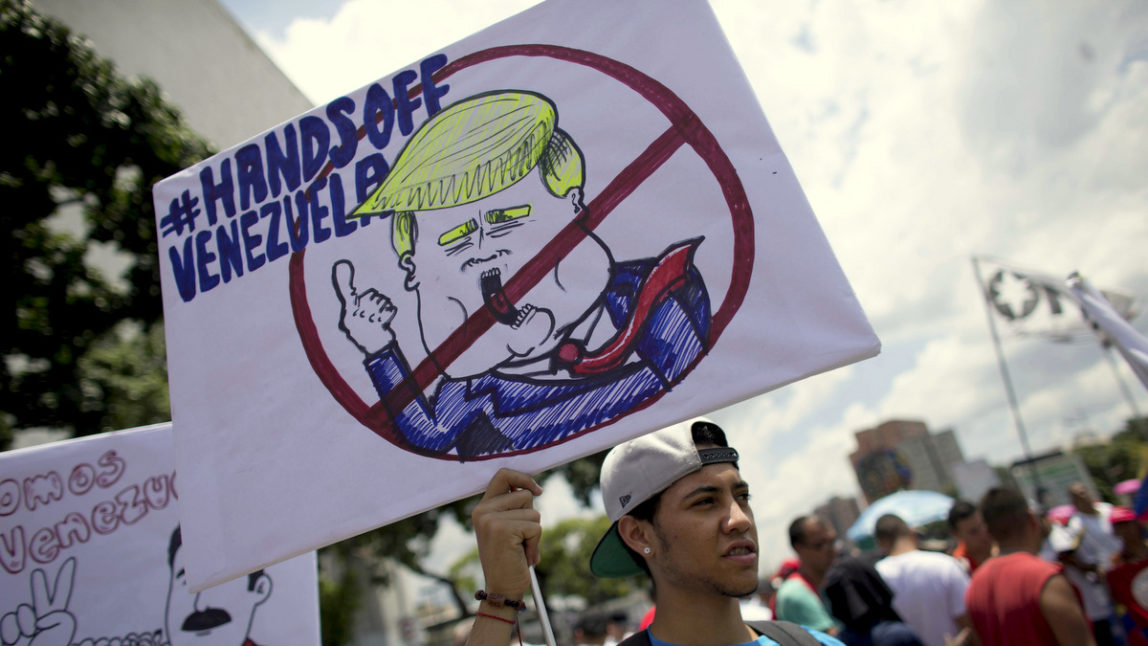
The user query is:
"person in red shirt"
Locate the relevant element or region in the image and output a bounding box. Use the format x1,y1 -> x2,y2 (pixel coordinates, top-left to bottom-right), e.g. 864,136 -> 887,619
1106,506 -> 1148,646
964,487 -> 1095,646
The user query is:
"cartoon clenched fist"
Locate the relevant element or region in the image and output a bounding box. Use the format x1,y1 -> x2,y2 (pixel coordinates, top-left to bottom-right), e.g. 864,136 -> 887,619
1,558 -> 77,646
332,260 -> 397,357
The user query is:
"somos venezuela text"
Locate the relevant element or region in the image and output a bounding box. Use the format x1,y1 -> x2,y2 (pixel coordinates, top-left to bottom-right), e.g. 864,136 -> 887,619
0,450 -> 176,575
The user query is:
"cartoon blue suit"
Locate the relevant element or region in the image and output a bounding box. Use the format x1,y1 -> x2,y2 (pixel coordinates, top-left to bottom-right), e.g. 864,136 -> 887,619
363,250 -> 710,459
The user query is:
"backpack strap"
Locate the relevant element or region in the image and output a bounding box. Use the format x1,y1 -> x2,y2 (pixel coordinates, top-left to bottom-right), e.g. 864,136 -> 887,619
616,622 -> 821,646
747,620 -> 823,646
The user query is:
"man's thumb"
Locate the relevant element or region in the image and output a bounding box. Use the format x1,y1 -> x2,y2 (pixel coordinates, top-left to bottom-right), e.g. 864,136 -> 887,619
332,260 -> 356,304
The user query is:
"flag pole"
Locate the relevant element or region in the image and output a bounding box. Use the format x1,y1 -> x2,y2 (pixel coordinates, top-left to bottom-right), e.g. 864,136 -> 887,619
1103,344 -> 1144,418
972,256 -> 1046,508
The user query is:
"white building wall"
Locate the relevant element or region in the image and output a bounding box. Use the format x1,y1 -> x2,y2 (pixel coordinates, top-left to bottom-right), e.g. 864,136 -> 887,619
952,459 -> 1000,504
32,0 -> 314,150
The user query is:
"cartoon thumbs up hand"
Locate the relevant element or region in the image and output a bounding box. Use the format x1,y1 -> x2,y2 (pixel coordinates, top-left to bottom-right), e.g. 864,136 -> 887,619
332,260 -> 397,357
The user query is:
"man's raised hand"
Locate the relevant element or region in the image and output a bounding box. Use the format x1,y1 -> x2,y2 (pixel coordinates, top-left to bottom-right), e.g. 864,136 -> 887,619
332,260 -> 397,356
471,468 -> 544,603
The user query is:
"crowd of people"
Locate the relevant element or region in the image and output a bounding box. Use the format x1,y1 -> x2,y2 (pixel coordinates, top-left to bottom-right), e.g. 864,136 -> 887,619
456,416 -> 1148,646
769,481 -> 1148,646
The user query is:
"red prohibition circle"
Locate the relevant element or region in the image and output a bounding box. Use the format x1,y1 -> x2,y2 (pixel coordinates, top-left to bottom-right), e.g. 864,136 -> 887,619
288,44 -> 755,460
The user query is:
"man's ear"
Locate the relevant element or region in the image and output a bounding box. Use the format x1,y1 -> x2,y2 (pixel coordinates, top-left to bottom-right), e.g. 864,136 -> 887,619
399,254 -> 419,292
1026,510 -> 1042,533
618,515 -> 653,559
251,573 -> 273,606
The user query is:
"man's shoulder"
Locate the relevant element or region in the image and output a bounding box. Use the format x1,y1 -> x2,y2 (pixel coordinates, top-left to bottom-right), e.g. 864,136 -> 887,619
776,576 -> 812,597
622,623 -> 843,646
1070,505 -> 1111,525
970,552 -> 1057,586
877,549 -> 951,571
749,621 -> 844,646
904,548 -> 966,571
874,553 -> 899,576
775,577 -> 827,620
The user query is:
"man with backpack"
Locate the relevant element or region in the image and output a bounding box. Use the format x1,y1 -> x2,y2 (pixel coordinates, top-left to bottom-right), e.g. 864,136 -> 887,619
465,417 -> 842,646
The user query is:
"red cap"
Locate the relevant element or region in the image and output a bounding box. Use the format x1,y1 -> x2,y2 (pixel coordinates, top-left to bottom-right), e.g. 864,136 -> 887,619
1111,506 -> 1137,524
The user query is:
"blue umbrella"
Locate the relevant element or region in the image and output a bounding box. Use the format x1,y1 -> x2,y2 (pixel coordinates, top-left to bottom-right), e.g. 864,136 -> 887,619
846,490 -> 956,542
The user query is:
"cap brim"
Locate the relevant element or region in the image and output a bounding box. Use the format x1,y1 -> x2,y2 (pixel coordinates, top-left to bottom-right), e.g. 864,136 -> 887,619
589,521 -> 644,578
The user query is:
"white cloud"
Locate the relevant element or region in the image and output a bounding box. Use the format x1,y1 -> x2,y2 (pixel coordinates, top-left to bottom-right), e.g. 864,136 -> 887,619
251,0 -> 542,104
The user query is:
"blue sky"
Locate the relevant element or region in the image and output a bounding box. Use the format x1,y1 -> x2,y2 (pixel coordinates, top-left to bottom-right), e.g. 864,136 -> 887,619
217,0 -> 1148,582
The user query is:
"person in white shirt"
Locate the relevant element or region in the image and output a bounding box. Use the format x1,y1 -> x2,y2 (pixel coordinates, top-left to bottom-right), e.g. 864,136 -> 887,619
873,514 -> 975,646
1063,482 -> 1123,646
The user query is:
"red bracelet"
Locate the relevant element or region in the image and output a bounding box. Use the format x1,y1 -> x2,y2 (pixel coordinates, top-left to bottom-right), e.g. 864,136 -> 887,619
475,611 -> 515,625
475,589 -> 526,610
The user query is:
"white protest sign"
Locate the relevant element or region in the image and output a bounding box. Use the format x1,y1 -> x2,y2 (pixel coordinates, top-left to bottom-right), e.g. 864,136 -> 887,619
0,424 -> 319,645
152,0 -> 880,590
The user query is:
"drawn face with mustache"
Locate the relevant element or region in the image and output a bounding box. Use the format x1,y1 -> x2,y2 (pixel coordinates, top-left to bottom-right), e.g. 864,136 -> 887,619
401,169 -> 611,378
166,530 -> 272,646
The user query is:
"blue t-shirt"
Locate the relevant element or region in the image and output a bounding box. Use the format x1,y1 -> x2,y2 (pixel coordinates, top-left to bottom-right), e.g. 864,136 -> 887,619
648,626 -> 844,646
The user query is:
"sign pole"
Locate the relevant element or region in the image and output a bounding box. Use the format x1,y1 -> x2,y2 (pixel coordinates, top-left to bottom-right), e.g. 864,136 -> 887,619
530,566 -> 558,646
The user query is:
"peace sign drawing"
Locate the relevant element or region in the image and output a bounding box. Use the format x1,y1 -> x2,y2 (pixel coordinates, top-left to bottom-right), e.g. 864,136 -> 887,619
1,558 -> 76,646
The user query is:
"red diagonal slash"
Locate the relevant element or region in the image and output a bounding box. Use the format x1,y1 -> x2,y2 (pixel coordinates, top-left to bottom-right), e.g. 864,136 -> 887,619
290,45 -> 754,456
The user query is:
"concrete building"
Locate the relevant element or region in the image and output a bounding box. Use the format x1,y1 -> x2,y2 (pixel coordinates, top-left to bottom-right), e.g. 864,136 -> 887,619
33,0 -> 313,150
815,494 -> 862,542
1010,449 -> 1095,509
850,419 -> 966,504
951,458 -> 1001,504
896,428 -> 963,494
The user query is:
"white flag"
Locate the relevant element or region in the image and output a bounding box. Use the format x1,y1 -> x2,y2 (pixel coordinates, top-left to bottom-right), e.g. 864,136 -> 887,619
977,257 -> 1136,341
1069,273 -> 1148,390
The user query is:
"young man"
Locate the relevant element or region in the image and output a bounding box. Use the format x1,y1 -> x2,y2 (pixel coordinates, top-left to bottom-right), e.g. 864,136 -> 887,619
1105,506 -> 1148,645
947,501 -> 993,575
873,514 -> 972,646
1065,482 -> 1121,646
774,516 -> 839,635
964,488 -> 1095,646
466,418 -> 842,646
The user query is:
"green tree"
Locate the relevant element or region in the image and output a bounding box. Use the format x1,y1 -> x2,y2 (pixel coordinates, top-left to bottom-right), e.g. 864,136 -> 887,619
0,0 -> 211,446
536,515 -> 642,605
76,322 -> 171,432
319,542 -> 363,646
333,451 -> 613,599
1073,416 -> 1148,504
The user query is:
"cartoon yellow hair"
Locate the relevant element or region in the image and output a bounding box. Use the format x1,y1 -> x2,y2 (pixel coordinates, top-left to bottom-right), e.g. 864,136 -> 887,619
348,91 -> 585,258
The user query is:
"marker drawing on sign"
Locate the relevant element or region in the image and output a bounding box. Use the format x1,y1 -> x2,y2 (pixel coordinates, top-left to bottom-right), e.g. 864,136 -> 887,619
330,91 -> 712,459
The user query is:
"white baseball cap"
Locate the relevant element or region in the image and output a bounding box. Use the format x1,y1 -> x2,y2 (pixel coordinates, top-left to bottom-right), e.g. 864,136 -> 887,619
589,417 -> 739,577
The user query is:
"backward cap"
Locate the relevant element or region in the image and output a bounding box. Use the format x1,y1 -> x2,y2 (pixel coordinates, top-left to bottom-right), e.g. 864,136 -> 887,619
590,417 -> 738,578
600,421 -> 700,523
